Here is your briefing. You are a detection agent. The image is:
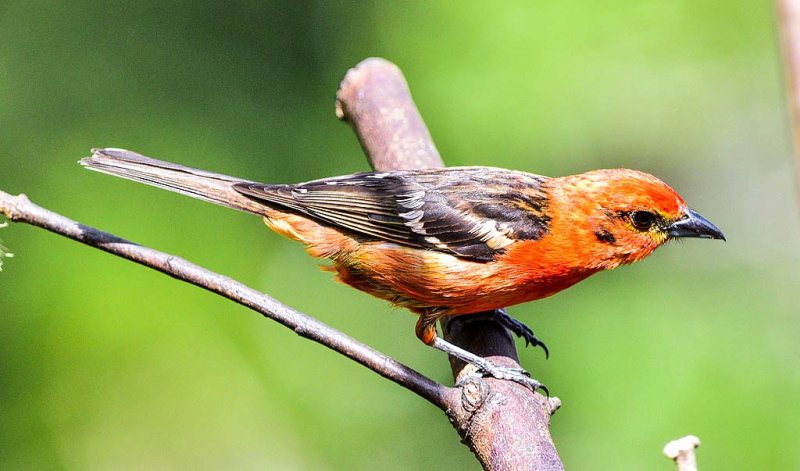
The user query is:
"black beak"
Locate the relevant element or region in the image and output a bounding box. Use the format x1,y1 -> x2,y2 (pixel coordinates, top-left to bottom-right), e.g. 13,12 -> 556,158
667,209 -> 725,241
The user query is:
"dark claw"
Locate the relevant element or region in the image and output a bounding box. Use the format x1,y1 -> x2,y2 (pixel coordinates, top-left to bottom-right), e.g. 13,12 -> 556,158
495,309 -> 550,359
453,309 -> 550,358
515,366 -> 549,396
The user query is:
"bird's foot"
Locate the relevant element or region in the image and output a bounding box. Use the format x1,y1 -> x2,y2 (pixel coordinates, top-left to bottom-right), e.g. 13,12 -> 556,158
432,337 -> 547,393
457,362 -> 548,394
495,308 -> 549,357
460,309 -> 549,357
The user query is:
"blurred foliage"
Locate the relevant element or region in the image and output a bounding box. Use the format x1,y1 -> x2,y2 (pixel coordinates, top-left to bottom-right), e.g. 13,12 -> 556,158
1,1 -> 797,469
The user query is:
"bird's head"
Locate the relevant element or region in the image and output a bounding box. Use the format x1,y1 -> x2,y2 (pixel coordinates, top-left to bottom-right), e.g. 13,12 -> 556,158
553,169 -> 725,269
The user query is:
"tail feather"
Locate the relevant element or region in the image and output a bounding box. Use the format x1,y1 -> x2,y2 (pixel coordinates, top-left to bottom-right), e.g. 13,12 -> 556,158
80,148 -> 274,217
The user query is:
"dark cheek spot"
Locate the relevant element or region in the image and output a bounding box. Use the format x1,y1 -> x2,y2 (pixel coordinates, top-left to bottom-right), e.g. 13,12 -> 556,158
594,228 -> 616,244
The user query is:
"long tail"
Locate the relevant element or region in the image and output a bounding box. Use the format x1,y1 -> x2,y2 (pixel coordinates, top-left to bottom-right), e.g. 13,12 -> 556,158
80,148 -> 274,217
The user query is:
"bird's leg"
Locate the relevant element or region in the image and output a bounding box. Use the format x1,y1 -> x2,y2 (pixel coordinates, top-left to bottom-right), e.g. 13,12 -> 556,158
416,311 -> 547,393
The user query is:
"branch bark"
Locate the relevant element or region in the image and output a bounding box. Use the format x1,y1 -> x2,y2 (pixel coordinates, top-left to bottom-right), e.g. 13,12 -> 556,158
336,58 -> 562,470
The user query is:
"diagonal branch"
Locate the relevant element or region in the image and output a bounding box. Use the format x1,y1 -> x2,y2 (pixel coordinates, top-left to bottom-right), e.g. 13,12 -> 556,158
336,58 -> 562,471
0,189 -> 449,409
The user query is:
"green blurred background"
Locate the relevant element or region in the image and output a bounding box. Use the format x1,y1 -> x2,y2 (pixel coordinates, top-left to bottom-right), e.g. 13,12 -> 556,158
1,1 -> 797,469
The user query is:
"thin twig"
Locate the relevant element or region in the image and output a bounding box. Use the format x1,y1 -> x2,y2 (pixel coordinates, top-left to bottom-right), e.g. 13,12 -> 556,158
0,190 -> 449,409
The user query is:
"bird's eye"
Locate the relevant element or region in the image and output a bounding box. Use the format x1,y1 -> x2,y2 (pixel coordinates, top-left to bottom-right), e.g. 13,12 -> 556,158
630,211 -> 657,231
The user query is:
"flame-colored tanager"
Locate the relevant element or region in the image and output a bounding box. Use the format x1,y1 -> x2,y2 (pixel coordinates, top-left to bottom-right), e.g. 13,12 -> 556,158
82,149 -> 724,390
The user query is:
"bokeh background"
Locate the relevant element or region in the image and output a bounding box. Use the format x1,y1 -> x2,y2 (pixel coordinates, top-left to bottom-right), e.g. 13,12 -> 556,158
1,1 -> 797,469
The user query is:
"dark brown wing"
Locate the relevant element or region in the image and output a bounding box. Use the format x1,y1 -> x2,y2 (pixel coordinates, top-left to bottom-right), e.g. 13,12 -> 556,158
233,167 -> 551,261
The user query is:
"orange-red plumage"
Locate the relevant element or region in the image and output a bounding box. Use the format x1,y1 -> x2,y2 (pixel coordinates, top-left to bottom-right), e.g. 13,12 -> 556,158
262,168 -> 690,317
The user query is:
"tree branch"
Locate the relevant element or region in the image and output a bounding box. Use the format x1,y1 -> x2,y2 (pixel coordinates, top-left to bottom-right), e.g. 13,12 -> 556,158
336,58 -> 563,471
0,190 -> 449,409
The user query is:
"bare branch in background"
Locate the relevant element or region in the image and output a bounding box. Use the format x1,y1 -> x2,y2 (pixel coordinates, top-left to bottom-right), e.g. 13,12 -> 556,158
777,0 -> 800,201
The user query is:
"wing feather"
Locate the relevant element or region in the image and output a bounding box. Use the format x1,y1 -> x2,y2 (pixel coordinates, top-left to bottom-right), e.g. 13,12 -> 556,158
234,167 -> 551,261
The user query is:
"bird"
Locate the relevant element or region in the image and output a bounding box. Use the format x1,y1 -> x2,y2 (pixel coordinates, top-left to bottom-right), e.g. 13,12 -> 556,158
81,148 -> 725,391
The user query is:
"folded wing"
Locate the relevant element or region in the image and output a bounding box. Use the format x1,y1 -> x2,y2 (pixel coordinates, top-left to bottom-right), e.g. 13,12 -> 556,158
234,167 -> 551,262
